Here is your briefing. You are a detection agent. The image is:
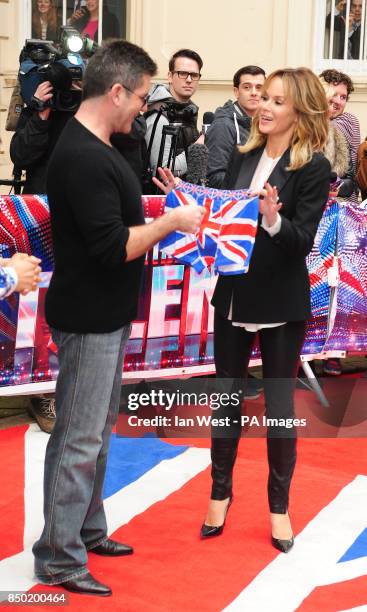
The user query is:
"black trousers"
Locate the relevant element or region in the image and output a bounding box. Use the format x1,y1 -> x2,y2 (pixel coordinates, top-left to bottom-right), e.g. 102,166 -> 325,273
211,311 -> 306,513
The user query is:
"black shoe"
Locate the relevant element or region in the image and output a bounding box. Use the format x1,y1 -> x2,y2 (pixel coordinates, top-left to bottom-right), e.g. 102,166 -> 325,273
61,571 -> 112,596
90,538 -> 133,556
271,535 -> 294,553
200,495 -> 233,539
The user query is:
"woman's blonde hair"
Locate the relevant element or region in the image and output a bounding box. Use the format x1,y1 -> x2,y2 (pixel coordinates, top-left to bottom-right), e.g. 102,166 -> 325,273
240,67 -> 329,170
319,76 -> 336,101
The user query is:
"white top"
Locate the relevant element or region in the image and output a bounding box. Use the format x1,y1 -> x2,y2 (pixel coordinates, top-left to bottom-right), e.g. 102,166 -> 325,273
40,18 -> 48,41
228,149 -> 285,332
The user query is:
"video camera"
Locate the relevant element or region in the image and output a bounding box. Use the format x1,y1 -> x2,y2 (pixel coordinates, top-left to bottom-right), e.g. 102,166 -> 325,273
18,27 -> 97,112
161,100 -> 197,124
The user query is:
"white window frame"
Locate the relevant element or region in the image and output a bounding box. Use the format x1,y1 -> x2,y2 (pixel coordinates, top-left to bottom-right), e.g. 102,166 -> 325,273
314,0 -> 367,75
21,0 -> 127,47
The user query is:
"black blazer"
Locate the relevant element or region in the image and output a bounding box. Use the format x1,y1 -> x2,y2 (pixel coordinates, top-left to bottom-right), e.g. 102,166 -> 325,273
211,146 -> 331,323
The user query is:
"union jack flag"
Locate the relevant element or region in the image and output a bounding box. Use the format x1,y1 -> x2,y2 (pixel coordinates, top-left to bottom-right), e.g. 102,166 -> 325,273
160,182 -> 259,275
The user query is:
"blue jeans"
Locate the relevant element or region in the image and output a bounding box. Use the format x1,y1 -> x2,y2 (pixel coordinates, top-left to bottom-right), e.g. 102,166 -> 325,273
32,324 -> 131,584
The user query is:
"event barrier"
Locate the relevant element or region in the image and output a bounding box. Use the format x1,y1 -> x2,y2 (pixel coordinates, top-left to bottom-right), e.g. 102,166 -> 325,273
0,194 -> 366,394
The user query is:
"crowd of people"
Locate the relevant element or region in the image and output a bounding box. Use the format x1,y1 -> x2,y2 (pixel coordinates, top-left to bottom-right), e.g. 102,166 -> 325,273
1,36 -> 367,598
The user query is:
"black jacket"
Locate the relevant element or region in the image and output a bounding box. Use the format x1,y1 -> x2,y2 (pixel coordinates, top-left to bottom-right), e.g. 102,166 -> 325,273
212,147 -> 331,323
10,107 -> 74,194
111,115 -> 148,186
206,100 -> 251,188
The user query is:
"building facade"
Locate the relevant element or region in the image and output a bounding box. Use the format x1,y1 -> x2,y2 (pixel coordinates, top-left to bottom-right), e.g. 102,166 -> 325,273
1,0 -> 367,187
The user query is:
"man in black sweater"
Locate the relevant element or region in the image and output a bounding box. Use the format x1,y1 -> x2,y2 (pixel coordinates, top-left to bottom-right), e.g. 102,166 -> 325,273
32,40 -> 204,598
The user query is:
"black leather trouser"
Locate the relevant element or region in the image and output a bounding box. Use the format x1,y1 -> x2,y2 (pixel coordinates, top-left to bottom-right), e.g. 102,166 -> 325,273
211,311 -> 306,513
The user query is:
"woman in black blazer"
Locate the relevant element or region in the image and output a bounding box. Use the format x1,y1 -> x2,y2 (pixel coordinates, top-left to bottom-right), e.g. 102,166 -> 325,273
155,67 -> 330,553
201,67 -> 331,552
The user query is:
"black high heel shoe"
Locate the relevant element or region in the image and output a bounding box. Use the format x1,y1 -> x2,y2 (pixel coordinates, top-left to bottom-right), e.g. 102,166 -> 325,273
271,534 -> 294,553
271,511 -> 294,553
200,495 -> 233,539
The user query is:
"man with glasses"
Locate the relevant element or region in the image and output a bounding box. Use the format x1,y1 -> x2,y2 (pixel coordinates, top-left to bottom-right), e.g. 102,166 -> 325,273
32,40 -> 204,597
144,48 -> 204,189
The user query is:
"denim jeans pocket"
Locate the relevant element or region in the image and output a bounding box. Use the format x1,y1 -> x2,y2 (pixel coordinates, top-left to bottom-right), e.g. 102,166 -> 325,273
50,328 -> 77,351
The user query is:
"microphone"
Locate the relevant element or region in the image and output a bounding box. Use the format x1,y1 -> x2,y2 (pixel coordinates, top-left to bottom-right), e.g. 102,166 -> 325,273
330,171 -> 338,183
186,143 -> 209,185
202,111 -> 214,135
329,171 -> 354,199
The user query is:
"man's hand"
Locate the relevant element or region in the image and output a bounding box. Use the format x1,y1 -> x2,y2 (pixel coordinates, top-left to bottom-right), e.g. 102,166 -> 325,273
9,253 -> 42,294
34,81 -> 53,121
170,203 -> 205,233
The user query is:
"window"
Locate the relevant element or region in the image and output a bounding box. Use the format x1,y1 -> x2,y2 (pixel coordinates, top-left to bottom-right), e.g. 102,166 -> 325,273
325,0 -> 365,59
29,0 -> 126,45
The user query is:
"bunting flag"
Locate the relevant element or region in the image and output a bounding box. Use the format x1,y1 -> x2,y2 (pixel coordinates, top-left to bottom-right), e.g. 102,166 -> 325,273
160,182 -> 259,275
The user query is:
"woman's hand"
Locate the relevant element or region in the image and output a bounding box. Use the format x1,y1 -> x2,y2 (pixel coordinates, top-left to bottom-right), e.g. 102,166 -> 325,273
69,8 -> 85,23
152,167 -> 181,195
253,182 -> 282,228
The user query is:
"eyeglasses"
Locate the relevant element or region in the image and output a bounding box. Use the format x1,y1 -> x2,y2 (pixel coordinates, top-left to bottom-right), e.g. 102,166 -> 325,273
172,70 -> 201,81
121,83 -> 150,108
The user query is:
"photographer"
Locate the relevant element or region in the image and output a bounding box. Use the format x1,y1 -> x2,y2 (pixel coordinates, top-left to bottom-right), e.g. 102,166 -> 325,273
10,80 -> 77,193
9,44 -> 83,433
145,48 -> 204,188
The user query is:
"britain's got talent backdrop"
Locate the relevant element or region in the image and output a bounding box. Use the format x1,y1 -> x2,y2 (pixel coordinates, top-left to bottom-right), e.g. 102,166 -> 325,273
1,192 -> 367,393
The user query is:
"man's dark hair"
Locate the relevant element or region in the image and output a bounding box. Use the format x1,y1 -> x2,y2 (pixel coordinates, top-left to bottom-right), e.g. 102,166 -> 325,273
233,65 -> 266,88
168,49 -> 203,73
83,40 -> 157,100
319,69 -> 354,98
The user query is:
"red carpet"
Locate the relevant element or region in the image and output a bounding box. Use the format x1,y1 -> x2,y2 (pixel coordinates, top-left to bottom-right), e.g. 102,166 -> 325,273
0,425 -> 27,560
15,437 -> 365,611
